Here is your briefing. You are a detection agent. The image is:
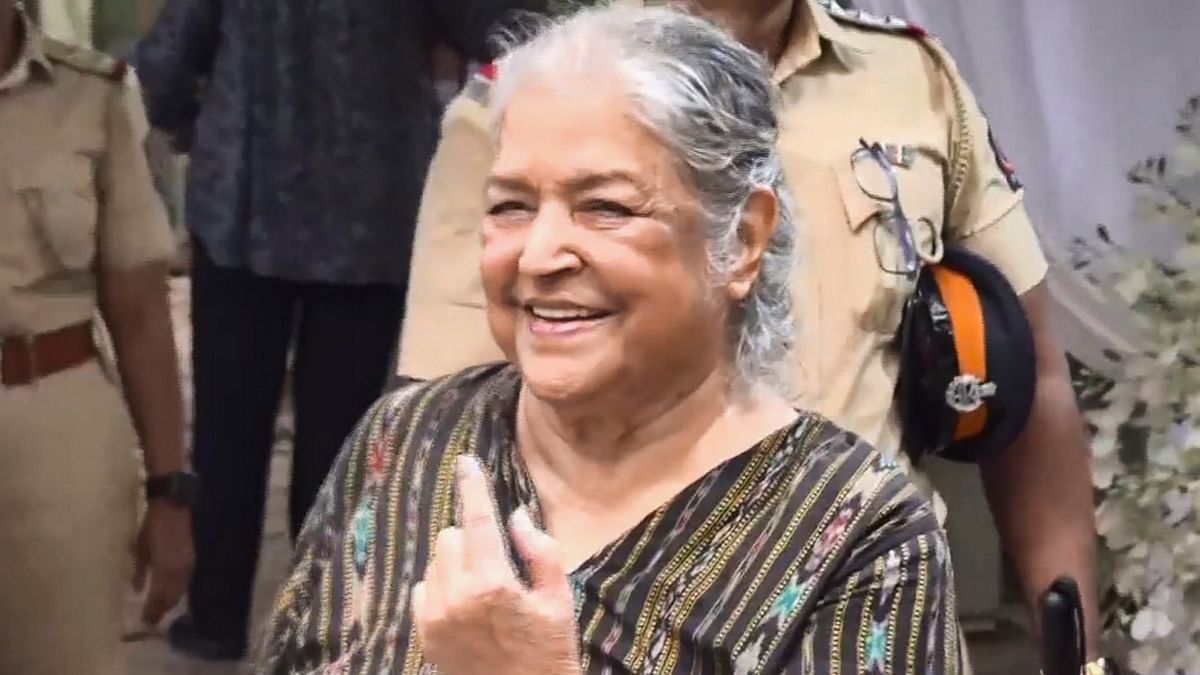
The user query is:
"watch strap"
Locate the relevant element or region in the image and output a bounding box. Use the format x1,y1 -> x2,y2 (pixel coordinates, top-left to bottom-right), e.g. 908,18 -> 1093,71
145,471 -> 198,505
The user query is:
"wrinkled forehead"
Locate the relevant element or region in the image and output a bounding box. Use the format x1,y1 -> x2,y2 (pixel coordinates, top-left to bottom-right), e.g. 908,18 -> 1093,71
488,77 -> 697,214
494,77 -> 666,172
490,47 -> 641,143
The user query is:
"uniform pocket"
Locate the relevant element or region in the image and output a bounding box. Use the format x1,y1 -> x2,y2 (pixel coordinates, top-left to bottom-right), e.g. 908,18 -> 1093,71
833,145 -> 946,335
832,165 -> 911,335
15,155 -> 99,272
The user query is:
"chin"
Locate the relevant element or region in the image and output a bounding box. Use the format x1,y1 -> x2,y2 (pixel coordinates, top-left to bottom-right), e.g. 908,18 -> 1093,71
517,356 -> 609,405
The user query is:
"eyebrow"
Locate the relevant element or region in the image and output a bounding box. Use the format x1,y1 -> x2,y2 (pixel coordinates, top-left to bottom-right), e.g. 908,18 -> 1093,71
484,170 -> 647,196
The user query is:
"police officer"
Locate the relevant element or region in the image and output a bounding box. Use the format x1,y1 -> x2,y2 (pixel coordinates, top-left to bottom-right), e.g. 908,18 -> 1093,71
396,0 -> 1106,668
0,2 -> 193,673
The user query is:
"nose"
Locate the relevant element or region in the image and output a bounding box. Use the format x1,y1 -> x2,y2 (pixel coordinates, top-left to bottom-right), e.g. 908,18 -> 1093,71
517,205 -> 582,279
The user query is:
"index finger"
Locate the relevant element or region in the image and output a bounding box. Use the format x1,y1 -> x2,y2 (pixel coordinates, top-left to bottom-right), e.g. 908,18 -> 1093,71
455,455 -> 508,568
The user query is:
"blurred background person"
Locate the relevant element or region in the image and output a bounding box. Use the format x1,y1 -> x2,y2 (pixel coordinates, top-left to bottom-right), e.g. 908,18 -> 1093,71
0,1 -> 193,672
134,0 -> 551,661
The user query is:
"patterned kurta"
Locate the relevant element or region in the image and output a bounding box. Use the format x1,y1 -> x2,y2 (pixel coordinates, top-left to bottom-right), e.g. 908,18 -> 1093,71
257,365 -> 963,674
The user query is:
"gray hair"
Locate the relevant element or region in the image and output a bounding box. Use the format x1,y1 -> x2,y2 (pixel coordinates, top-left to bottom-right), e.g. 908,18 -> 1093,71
488,5 -> 798,388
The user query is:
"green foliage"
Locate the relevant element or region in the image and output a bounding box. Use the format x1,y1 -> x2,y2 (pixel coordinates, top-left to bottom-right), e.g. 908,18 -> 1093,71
1071,95 -> 1200,674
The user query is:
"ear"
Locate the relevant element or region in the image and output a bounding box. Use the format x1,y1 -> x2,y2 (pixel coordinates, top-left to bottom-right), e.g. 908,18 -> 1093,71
726,187 -> 779,301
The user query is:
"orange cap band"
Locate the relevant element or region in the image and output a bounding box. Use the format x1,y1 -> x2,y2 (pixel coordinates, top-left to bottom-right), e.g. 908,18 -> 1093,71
930,265 -> 988,441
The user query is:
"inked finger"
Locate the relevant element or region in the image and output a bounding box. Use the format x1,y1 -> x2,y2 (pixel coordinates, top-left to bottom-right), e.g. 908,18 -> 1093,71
455,455 -> 508,569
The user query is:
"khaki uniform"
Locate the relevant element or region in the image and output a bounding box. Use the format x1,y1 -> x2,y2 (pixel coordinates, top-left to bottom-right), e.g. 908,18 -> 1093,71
398,0 -> 1047,460
32,0 -> 93,47
0,14 -> 174,675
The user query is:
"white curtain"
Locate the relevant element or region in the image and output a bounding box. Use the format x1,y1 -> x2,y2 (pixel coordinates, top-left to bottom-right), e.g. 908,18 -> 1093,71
854,0 -> 1200,366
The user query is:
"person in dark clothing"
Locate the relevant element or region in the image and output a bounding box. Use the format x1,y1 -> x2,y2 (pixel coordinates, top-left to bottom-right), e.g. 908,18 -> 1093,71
134,0 -> 549,660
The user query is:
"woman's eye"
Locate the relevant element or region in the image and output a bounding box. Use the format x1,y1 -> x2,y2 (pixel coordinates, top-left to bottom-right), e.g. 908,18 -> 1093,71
487,201 -> 530,216
581,200 -> 636,218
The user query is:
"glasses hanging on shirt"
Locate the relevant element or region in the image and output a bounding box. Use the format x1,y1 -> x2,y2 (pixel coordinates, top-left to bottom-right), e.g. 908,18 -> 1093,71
850,138 -> 940,278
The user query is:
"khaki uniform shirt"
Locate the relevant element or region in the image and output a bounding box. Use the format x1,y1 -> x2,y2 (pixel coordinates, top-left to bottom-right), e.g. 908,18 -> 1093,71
396,0 -> 1048,461
36,0 -> 94,48
0,14 -> 174,338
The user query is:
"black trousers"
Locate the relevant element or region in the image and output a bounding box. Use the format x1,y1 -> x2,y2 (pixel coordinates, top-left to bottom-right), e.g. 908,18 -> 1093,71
187,242 -> 404,640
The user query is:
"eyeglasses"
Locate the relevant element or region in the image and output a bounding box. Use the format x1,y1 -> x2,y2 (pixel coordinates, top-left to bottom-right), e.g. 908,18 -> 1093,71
850,139 -> 939,278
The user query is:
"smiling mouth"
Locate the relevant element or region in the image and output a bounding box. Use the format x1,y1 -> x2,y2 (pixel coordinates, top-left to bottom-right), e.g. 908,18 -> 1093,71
524,305 -> 613,335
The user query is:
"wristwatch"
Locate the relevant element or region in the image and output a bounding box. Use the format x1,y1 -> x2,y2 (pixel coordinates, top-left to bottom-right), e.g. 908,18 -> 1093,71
145,471 -> 199,507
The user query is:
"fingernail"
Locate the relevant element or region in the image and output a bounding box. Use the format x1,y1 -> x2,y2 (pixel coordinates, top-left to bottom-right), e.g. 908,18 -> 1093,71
510,505 -> 535,534
456,455 -> 478,478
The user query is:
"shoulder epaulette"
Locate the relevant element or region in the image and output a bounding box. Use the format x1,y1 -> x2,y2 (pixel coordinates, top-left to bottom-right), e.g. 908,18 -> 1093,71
460,61 -> 498,106
461,68 -> 492,107
819,1 -> 929,39
42,37 -> 127,82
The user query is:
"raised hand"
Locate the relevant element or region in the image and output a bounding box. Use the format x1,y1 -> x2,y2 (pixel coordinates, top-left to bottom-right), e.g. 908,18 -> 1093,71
412,455 -> 580,675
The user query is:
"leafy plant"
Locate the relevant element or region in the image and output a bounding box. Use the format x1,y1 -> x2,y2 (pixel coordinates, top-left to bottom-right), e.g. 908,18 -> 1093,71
1070,95 -> 1200,675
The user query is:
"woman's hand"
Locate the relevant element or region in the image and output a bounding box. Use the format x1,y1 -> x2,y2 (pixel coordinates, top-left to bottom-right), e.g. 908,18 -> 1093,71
412,456 -> 580,675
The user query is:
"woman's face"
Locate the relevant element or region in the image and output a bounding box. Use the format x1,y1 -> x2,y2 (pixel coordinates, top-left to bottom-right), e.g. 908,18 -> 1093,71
480,75 -> 732,407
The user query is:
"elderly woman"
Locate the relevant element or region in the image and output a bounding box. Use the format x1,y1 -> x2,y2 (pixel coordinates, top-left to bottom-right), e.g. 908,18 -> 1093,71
258,6 -> 961,674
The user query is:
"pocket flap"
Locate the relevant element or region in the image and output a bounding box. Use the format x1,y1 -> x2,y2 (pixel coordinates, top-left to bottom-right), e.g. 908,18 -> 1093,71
14,156 -> 98,270
835,166 -> 880,233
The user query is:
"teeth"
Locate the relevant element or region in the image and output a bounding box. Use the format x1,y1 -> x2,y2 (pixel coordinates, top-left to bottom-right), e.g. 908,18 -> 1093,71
529,306 -> 605,321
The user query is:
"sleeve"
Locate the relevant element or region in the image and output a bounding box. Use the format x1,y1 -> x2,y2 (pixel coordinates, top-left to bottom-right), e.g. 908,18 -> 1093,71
422,0 -> 550,61
396,91 -> 507,379
132,0 -> 221,144
935,42 -> 1048,296
790,496 -> 964,673
255,397 -> 384,673
96,71 -> 176,270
